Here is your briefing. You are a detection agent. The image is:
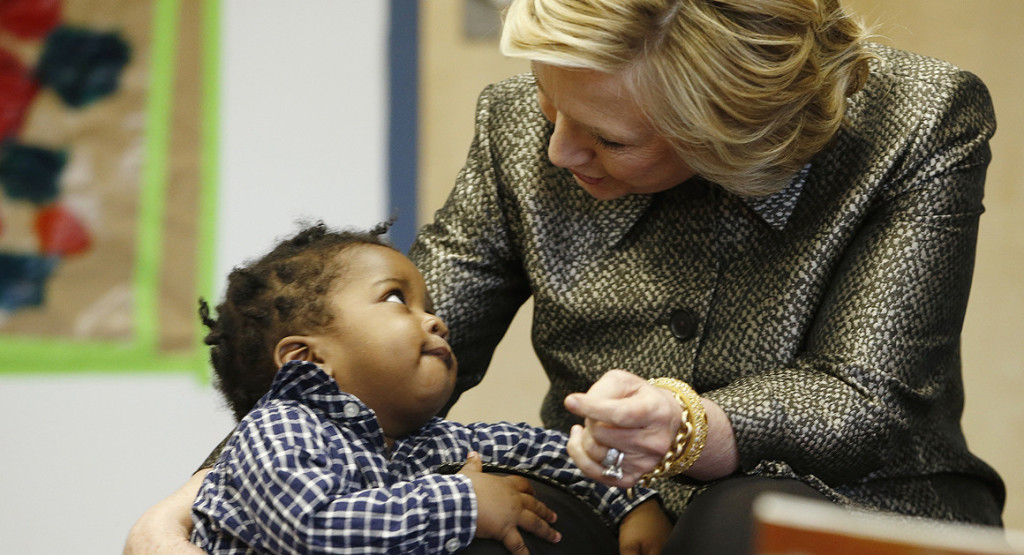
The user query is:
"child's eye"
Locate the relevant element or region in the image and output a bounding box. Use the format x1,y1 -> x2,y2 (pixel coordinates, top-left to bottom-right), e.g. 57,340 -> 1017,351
383,291 -> 406,305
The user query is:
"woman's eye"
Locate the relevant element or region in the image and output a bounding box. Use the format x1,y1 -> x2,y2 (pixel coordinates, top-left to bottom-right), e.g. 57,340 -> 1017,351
384,291 -> 405,305
595,135 -> 626,149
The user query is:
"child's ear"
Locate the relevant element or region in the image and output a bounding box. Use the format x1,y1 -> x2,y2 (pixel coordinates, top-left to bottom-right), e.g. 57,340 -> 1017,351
274,336 -> 320,368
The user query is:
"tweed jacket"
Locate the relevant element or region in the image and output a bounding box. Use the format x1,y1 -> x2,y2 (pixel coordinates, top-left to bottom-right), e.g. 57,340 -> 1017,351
409,45 -> 1004,525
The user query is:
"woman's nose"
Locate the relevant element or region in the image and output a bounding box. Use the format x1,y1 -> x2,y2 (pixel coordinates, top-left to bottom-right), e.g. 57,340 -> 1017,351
547,115 -> 592,169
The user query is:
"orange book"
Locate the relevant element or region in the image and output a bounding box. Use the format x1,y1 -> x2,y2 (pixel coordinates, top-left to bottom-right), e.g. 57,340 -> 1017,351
753,492 -> 1024,555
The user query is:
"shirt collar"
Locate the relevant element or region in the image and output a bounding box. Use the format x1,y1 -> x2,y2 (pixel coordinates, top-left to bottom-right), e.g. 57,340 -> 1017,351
269,361 -> 376,425
738,164 -> 811,231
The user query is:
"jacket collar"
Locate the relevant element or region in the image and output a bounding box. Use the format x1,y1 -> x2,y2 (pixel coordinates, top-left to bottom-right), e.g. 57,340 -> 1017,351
567,164 -> 810,251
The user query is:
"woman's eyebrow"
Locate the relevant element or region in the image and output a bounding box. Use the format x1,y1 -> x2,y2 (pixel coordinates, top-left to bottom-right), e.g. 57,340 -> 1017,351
532,64 -> 638,145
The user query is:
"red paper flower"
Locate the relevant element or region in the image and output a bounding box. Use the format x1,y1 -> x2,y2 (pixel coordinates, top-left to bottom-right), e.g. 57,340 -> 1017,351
34,203 -> 91,255
0,47 -> 40,140
0,0 -> 62,40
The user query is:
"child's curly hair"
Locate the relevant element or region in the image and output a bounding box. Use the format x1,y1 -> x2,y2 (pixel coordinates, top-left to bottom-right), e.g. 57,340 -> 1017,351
199,220 -> 393,421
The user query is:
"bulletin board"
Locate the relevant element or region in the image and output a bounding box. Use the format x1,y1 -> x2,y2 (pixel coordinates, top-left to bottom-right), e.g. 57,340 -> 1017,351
0,0 -> 216,373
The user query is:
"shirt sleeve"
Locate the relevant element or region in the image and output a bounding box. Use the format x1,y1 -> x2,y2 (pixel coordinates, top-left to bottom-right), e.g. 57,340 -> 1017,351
464,421 -> 658,526
704,68 -> 997,485
211,404 -> 478,554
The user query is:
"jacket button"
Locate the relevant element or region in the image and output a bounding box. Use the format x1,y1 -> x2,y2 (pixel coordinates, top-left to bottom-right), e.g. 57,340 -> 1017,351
669,309 -> 698,341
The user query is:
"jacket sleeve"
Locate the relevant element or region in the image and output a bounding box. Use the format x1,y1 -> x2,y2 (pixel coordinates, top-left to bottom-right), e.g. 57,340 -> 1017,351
409,80 -> 533,412
705,69 -> 997,485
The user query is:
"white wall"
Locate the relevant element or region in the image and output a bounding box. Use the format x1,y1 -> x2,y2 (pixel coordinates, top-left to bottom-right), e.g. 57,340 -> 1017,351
216,1 -> 389,285
0,3 -> 391,553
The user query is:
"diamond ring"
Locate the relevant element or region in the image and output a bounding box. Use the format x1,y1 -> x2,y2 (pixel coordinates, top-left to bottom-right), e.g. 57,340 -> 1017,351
601,448 -> 625,479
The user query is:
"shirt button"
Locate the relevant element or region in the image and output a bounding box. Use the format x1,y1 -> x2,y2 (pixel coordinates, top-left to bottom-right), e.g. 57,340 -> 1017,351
669,309 -> 698,341
343,402 -> 360,418
444,538 -> 461,552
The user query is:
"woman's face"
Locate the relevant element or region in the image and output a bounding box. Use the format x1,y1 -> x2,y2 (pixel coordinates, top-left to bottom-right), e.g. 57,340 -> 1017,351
533,62 -> 695,200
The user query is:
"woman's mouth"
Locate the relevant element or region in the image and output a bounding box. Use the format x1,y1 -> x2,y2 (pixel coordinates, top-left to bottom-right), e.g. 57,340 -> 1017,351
571,170 -> 604,186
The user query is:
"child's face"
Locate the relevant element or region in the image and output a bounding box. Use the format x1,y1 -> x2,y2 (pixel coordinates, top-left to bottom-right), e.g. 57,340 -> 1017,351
312,244 -> 457,439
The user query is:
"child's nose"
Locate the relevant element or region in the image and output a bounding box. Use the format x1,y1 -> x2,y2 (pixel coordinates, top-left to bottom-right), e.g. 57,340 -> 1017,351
425,313 -> 448,338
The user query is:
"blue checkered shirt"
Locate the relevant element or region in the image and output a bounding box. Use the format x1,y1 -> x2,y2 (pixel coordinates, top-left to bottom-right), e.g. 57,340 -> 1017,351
191,361 -> 654,553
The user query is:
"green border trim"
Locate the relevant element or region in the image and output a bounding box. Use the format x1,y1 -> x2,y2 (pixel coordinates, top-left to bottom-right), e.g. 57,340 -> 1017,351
0,0 -> 207,374
193,0 -> 222,381
134,0 -> 178,354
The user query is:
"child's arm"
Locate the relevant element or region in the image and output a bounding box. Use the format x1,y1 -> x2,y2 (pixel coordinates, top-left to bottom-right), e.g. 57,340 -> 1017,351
193,406 -> 480,554
617,498 -> 673,555
467,422 -> 660,521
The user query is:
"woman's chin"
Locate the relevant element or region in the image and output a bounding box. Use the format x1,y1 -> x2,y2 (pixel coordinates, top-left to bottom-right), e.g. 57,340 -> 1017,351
578,181 -> 626,201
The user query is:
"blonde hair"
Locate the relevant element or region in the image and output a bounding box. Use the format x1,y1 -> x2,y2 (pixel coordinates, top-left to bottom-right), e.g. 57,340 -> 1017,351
501,0 -> 874,196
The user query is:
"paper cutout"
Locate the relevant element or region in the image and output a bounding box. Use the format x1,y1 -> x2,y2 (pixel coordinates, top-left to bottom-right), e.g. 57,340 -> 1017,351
0,4 -> 130,322
0,142 -> 67,204
35,26 -> 130,108
0,0 -> 62,40
0,47 -> 40,139
34,203 -> 90,255
0,251 -> 57,312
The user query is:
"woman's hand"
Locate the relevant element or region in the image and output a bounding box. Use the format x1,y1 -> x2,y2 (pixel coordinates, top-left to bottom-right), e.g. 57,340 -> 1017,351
123,469 -> 209,555
564,370 -> 680,487
564,370 -> 739,486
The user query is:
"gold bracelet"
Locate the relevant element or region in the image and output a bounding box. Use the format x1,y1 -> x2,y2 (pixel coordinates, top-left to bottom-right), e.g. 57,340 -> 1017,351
636,377 -> 707,488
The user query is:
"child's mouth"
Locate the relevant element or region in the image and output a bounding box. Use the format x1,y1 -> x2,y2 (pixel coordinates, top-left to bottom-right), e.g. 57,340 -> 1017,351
422,346 -> 454,370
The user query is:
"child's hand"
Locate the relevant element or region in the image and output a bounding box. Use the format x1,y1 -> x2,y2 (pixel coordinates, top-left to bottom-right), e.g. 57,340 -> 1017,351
618,498 -> 673,555
458,452 -> 561,554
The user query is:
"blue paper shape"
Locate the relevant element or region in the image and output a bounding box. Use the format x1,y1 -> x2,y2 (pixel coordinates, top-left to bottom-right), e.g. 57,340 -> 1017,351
35,26 -> 131,108
0,141 -> 67,204
0,253 -> 59,311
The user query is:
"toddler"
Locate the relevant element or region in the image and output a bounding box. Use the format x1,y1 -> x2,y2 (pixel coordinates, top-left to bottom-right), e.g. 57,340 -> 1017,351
189,222 -> 670,554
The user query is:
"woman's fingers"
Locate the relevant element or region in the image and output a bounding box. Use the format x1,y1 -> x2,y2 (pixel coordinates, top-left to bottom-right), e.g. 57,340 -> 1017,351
588,419 -> 673,458
568,424 -> 639,486
564,370 -> 663,428
565,371 -> 689,485
123,470 -> 211,554
567,424 -> 602,475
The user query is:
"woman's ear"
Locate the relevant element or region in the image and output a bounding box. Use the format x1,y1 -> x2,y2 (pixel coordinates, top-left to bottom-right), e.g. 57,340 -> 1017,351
274,336 -> 319,368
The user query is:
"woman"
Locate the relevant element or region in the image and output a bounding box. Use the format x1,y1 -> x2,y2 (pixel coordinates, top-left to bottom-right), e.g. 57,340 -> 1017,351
127,0 -> 1004,552
408,0 -> 1004,547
